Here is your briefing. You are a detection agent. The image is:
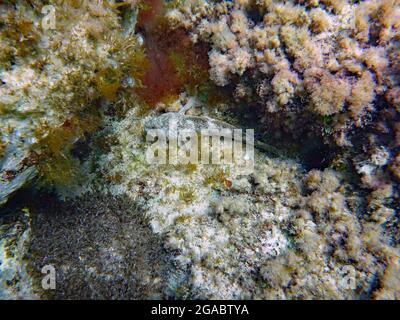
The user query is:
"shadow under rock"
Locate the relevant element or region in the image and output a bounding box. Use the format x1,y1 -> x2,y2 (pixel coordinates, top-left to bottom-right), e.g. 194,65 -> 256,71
28,192 -> 168,300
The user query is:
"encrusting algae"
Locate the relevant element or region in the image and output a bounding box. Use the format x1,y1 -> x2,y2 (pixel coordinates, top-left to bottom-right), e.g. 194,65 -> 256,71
0,0 -> 146,200
0,0 -> 399,300
134,0 -> 213,107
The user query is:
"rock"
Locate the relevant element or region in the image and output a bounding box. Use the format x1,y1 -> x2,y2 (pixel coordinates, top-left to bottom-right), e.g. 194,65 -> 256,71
0,210 -> 37,299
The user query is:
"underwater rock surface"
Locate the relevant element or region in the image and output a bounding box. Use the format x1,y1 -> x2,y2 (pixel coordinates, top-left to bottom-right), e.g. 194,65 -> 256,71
0,210 -> 36,299
0,0 -> 399,300
83,108 -> 398,299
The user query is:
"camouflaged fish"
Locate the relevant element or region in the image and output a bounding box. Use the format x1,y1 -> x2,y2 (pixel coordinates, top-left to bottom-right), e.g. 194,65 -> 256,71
144,98 -> 283,157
